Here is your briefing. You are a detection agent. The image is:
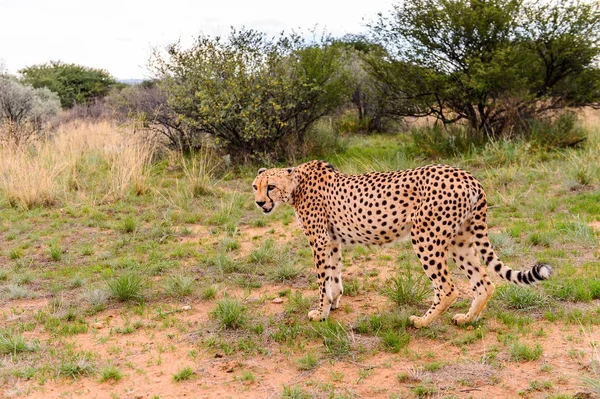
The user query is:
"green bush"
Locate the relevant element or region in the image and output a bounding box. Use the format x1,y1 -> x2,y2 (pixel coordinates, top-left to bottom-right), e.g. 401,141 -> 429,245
20,61 -> 117,108
0,76 -> 61,143
409,124 -> 481,158
153,28 -> 350,159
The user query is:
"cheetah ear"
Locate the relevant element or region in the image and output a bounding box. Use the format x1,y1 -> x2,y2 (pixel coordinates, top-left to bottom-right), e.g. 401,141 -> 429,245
258,168 -> 267,175
286,168 -> 294,174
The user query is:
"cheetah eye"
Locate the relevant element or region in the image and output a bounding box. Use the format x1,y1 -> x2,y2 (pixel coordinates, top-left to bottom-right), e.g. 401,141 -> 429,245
267,185 -> 276,191
252,185 -> 257,190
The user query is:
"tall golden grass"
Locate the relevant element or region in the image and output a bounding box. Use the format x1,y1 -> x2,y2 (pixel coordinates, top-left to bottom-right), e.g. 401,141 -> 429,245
0,121 -> 157,209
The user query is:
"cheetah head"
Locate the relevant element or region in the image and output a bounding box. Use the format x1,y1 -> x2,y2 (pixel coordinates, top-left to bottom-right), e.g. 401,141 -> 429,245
252,167 -> 296,214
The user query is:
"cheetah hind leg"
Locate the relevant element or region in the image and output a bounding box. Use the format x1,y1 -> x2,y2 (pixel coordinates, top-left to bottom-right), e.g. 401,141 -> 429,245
409,229 -> 458,328
451,240 -> 495,325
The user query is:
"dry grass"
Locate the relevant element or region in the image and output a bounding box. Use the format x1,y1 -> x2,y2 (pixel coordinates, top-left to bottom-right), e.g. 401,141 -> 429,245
0,121 -> 157,209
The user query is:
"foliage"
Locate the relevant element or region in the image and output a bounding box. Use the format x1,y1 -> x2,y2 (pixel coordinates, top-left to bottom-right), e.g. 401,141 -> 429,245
0,76 -> 61,143
106,273 -> 146,302
20,61 -> 118,108
107,81 -> 192,150
383,264 -> 431,307
211,298 -> 248,329
153,28 -> 350,159
369,0 -> 600,138
334,35 -> 390,133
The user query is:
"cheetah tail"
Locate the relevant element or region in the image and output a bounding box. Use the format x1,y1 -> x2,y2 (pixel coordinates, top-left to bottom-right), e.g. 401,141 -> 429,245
476,237 -> 552,285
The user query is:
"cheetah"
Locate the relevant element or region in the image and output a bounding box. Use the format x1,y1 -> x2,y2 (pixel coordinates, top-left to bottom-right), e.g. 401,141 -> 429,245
252,160 -> 551,328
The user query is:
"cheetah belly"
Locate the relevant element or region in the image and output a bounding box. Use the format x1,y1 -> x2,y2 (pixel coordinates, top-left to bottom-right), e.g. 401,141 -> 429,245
330,218 -> 413,246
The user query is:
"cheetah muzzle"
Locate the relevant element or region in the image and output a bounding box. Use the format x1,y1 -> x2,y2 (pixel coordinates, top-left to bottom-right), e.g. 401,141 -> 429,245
252,160 -> 552,328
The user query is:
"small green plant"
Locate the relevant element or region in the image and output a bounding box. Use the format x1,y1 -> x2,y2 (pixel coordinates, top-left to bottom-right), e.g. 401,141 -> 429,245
200,285 -> 218,300
381,329 -> 411,353
163,273 -> 195,297
296,353 -> 319,371
220,236 -> 240,252
313,320 -> 351,357
99,365 -> 123,382
9,248 -> 23,260
106,273 -> 145,302
281,384 -> 310,399
269,261 -> 303,282
80,243 -> 95,256
49,242 -> 62,261
69,276 -> 84,289
0,269 -> 8,281
495,285 -> 549,310
383,264 -> 430,306
238,370 -> 256,383
173,366 -> 195,382
509,342 -> 543,362
412,383 -> 437,397
284,291 -> 312,315
211,298 -> 247,329
0,330 -> 37,355
82,288 -> 110,309
249,239 -> 279,265
59,354 -> 95,379
119,216 -> 137,233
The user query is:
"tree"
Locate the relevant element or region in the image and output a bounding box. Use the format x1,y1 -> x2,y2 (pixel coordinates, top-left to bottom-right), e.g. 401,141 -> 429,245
152,28 -> 350,158
370,0 -> 600,136
0,77 -> 61,143
19,61 -> 118,108
335,35 -> 390,133
107,81 -> 190,150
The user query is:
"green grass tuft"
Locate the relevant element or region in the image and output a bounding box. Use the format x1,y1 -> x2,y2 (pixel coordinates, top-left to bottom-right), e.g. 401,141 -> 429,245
0,330 -> 37,355
211,298 -> 247,329
173,366 -> 195,382
509,342 -> 543,362
381,329 -> 411,353
163,272 -> 195,298
495,285 -> 549,310
99,365 -> 123,383
296,352 -> 319,371
383,264 -> 430,307
106,273 -> 145,302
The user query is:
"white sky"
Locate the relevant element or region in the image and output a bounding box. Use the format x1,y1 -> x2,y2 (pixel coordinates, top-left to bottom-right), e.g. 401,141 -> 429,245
0,0 -> 392,79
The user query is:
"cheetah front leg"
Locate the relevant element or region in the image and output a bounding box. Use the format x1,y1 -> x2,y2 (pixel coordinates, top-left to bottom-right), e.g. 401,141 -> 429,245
329,241 -> 343,310
307,236 -> 334,322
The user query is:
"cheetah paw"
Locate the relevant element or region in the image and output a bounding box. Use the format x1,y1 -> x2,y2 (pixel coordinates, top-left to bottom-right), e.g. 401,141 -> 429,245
452,313 -> 470,325
409,315 -> 428,329
331,295 -> 342,311
308,309 -> 326,322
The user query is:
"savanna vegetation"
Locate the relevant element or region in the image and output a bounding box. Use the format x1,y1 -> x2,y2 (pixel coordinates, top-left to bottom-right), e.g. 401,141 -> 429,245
1,0 -> 599,398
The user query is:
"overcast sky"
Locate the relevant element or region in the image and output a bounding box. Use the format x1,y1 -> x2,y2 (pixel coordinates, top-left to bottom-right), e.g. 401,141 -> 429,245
0,0 -> 392,79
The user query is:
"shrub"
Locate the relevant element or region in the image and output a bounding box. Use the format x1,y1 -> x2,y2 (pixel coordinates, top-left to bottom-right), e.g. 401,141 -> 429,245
153,28 -> 350,159
20,61 -> 117,108
0,77 -> 61,144
409,124 -> 480,158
